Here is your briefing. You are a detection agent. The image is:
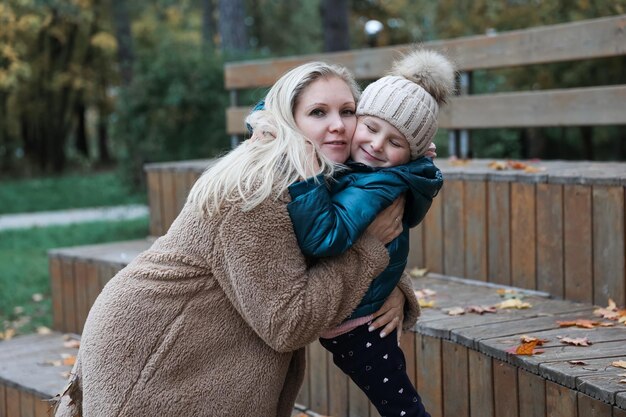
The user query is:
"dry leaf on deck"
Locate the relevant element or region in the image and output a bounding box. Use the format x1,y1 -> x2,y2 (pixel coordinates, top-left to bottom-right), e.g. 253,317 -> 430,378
506,340 -> 543,355
409,267 -> 428,278
524,166 -> 545,173
467,305 -> 497,314
37,326 -> 52,335
418,299 -> 435,308
612,361 -> 626,369
497,299 -> 532,309
569,360 -> 587,365
507,161 -> 528,170
559,336 -> 592,347
620,379 -> 626,384
556,319 -> 600,329
64,340 -> 81,349
449,158 -> 470,166
488,161 -> 507,170
414,289 -> 436,298
61,354 -> 76,366
446,307 -> 465,316
520,335 -> 548,345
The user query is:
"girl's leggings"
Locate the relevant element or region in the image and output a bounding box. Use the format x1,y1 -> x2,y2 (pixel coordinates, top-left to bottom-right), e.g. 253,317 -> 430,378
319,323 -> 430,417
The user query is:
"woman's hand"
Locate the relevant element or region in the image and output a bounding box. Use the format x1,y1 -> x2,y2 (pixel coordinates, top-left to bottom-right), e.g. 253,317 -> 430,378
369,286 -> 406,344
365,195 -> 405,244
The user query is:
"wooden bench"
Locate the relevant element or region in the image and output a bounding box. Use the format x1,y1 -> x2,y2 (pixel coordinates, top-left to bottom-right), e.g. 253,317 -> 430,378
225,15 -> 626,156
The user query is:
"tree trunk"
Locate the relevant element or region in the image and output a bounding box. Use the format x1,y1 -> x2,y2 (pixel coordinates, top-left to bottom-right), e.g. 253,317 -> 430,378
580,126 -> 594,160
320,0 -> 350,52
75,101 -> 89,157
218,0 -> 248,53
202,0 -> 216,50
97,111 -> 111,165
111,0 -> 134,86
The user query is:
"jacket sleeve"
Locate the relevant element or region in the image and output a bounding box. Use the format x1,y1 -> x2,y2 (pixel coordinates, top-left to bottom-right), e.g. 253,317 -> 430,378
397,271 -> 420,330
211,197 -> 390,353
287,173 -> 407,257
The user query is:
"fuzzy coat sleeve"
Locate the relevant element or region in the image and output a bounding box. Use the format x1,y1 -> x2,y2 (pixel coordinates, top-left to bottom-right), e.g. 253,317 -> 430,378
210,197 -> 390,353
397,271 -> 420,330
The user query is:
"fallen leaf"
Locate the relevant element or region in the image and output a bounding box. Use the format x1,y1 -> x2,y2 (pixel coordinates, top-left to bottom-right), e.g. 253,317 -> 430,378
63,340 -> 80,349
524,166 -> 546,173
520,335 -> 549,345
466,305 -> 497,314
409,267 -> 428,278
507,160 -> 528,170
37,326 -> 52,335
488,161 -> 507,170
0,328 -> 16,341
418,299 -> 435,308
598,322 -> 615,327
446,307 -> 465,316
620,379 -> 626,384
560,337 -> 592,347
414,289 -> 436,298
61,354 -> 76,366
569,360 -> 587,365
556,319 -> 600,329
449,158 -> 470,166
497,299 -> 532,309
506,340 -> 544,355
612,361 -> 626,369
618,373 -> 626,377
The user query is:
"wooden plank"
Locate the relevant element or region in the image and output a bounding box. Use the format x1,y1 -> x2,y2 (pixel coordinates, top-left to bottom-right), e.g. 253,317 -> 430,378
60,258 -> 76,334
228,85 -> 626,134
34,398 -> 50,417
493,360 -> 519,417
400,331 -> 416,387
85,262 -> 101,316
0,384 -> 6,417
614,406 -> 626,417
20,391 -> 35,417
327,353 -> 348,417
348,378 -> 370,417
488,181 -> 511,285
539,355 -> 626,390
536,183 -> 564,297
308,341 -> 328,415
174,170 -> 190,214
564,185 -> 593,304
592,186 -> 625,306
576,373 -> 626,406
5,386 -> 19,417
224,15 -> 626,89
424,193 -> 444,274
160,170 -> 177,235
546,380 -> 578,417
510,182 -> 536,291
146,170 -> 163,237
464,181 -> 488,281
443,180 -> 465,277
518,369 -> 546,417
73,261 -> 89,334
618,391 -> 626,412
49,257 -> 64,332
442,340 -> 469,417
468,350 -> 494,417
415,335 -> 442,417
407,223 -> 424,269
577,392 -> 612,417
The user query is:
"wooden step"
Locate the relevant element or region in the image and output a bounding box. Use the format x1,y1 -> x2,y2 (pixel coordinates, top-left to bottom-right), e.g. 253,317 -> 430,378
0,333 -> 322,417
299,273 -> 626,417
0,332 -> 78,417
48,239 -> 153,334
144,158 -> 626,307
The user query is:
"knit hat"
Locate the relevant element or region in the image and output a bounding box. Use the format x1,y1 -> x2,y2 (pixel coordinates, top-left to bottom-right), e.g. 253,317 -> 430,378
356,49 -> 456,159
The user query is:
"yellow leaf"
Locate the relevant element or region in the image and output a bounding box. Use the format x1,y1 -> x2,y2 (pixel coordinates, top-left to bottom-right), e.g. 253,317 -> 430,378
418,299 -> 435,308
409,267 -> 428,278
61,354 -> 76,367
497,299 -> 531,309
612,361 -> 626,369
488,161 -> 507,170
446,307 -> 465,316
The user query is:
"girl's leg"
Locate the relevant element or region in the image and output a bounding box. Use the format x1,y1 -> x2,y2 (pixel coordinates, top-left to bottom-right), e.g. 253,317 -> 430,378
320,324 -> 430,417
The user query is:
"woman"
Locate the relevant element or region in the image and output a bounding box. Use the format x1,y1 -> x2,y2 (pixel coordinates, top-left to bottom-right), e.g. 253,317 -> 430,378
54,61 -> 419,417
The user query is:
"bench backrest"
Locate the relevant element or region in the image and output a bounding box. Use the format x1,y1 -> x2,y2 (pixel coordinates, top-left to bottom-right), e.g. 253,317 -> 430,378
224,14 -> 626,138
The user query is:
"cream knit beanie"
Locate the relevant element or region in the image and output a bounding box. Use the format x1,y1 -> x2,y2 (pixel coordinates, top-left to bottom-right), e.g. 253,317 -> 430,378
356,49 -> 456,159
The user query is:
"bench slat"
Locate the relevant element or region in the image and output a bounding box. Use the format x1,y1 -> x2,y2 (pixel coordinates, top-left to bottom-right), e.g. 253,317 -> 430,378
227,85 -> 626,134
225,15 -> 626,89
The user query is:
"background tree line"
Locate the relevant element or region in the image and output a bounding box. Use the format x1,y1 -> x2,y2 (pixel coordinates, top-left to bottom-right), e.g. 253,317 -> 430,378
1,0 -> 624,183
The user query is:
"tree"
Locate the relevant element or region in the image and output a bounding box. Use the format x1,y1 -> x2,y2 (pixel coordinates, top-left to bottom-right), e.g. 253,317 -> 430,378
321,0 -> 349,51
201,0 -> 216,50
110,0 -> 134,86
218,0 -> 248,53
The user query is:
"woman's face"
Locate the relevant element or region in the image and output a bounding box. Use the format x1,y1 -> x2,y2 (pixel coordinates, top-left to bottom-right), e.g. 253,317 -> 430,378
293,76 -> 357,163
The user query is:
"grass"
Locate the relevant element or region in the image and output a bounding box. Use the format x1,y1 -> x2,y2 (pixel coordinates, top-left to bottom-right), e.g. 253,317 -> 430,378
0,171 -> 146,215
0,217 -> 149,336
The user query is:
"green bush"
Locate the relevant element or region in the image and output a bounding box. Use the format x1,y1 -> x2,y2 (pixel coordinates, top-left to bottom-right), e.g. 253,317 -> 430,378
112,42 -> 230,186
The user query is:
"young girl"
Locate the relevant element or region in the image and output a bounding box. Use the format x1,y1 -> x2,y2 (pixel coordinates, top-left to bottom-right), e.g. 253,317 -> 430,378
286,49 -> 455,417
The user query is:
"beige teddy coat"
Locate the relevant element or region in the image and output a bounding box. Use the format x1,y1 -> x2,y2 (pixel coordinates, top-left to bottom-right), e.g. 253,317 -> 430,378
54,191 -> 420,417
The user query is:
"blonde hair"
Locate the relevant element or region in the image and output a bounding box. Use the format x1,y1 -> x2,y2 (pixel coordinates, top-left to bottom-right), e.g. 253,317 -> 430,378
188,61 -> 361,214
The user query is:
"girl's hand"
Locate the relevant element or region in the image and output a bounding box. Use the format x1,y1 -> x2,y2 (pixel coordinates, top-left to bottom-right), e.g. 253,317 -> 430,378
365,195 -> 405,244
369,286 -> 406,344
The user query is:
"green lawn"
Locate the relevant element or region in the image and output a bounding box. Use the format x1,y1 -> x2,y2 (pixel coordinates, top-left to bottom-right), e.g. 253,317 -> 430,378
0,217 -> 149,336
0,171 -> 145,215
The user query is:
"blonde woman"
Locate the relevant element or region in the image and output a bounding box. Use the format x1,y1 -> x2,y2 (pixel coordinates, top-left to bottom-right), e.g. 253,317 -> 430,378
54,61 -> 419,417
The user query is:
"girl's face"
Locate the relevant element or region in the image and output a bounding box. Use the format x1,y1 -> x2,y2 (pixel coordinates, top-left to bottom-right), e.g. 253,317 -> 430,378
350,116 -> 411,168
293,76 -> 357,164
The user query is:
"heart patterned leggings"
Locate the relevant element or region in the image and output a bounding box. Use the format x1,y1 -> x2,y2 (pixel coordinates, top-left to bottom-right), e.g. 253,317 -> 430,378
320,323 -> 430,417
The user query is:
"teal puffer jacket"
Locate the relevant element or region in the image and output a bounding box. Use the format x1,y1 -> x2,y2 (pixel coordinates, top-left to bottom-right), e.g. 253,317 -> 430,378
287,157 -> 443,320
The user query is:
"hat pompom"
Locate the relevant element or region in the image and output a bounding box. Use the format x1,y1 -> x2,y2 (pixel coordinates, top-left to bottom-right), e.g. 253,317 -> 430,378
391,49 -> 456,105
